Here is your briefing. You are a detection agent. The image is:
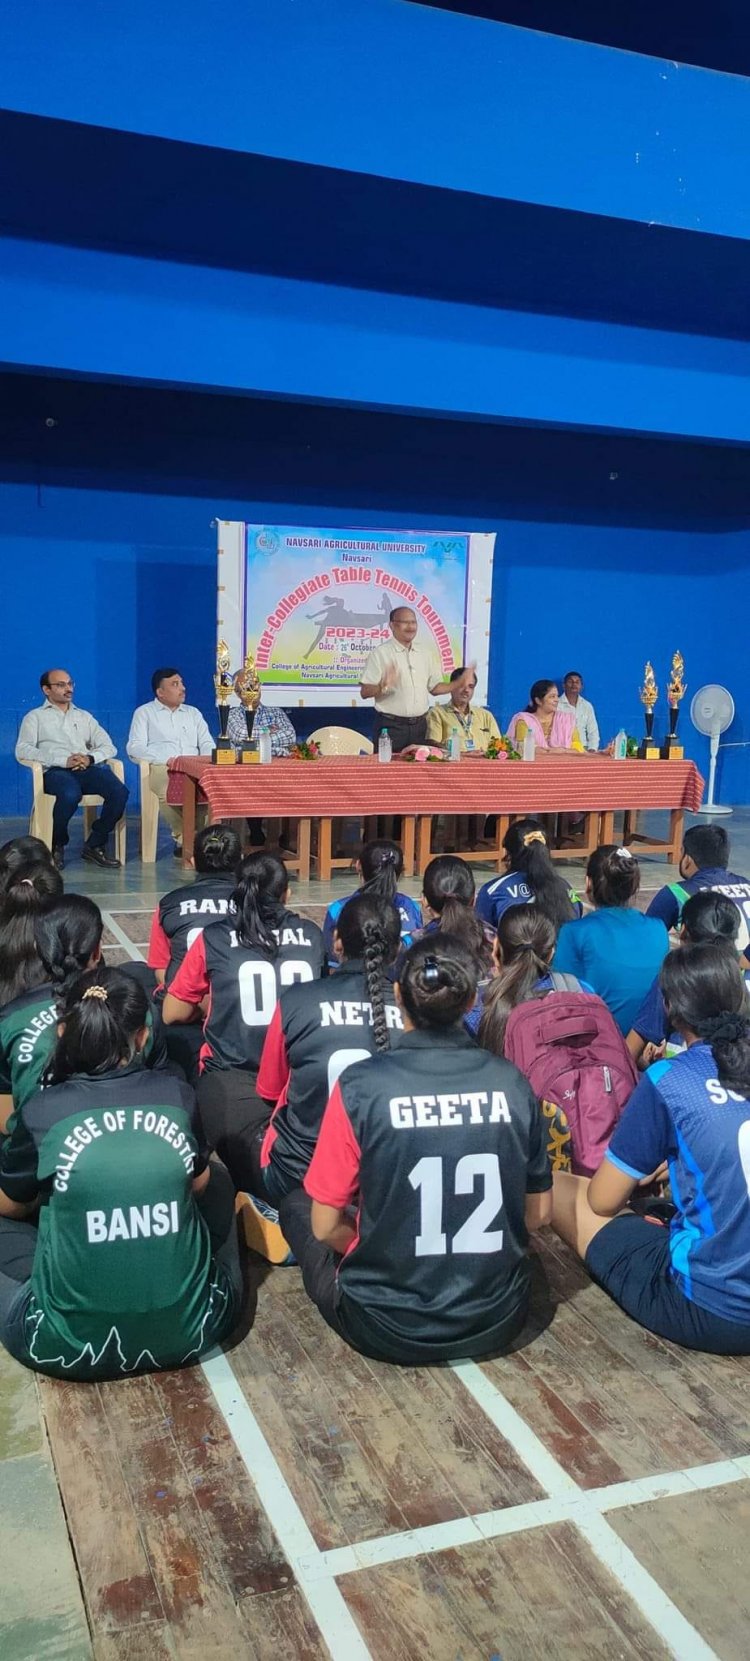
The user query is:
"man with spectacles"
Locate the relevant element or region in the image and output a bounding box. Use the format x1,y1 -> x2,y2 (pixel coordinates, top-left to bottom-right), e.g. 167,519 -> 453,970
15,670 -> 128,869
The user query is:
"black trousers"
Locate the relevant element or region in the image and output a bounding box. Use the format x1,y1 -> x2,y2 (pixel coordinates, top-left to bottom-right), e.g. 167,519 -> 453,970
197,1067 -> 272,1194
278,1188 -> 346,1336
372,712 -> 427,753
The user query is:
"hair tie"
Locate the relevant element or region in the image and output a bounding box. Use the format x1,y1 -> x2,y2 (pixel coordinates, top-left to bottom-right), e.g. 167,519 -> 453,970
523,830 -> 546,848
422,955 -> 441,986
615,847 -> 635,861
19,878 -> 36,887
700,1013 -> 750,1044
379,849 -> 398,865
82,985 -> 108,1002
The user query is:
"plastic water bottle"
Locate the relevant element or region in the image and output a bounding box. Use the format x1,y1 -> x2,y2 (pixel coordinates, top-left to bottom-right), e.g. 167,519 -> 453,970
259,731 -> 272,764
613,728 -> 627,760
378,730 -> 392,764
447,733 -> 461,762
522,731 -> 536,761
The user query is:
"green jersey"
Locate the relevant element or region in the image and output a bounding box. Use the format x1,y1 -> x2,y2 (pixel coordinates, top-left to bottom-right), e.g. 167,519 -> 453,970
7,1064 -> 235,1378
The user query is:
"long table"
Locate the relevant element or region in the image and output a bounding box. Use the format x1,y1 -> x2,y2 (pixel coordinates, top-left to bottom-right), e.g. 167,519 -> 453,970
168,755 -> 704,880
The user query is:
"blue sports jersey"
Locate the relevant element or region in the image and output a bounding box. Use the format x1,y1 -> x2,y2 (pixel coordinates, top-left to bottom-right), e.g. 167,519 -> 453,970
606,1044 -> 750,1322
632,967 -> 750,1047
553,908 -> 668,1035
476,872 -> 582,931
646,867 -> 750,936
323,890 -> 422,968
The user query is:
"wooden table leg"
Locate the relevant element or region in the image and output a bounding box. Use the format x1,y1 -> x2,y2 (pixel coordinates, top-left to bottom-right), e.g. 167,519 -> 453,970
417,816 -> 433,876
599,810 -> 615,848
318,818 -> 332,884
181,773 -> 197,867
667,809 -> 683,864
582,811 -> 598,859
297,817 -> 311,882
401,816 -> 416,876
491,814 -> 510,872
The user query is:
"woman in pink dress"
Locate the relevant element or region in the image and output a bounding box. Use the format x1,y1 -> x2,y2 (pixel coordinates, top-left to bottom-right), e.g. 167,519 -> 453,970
507,680 -> 583,753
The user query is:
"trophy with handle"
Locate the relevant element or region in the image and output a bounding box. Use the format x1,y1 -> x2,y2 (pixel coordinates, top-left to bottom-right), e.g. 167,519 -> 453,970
212,639 -> 236,765
638,662 -> 660,759
233,653 -> 262,763
661,650 -> 686,760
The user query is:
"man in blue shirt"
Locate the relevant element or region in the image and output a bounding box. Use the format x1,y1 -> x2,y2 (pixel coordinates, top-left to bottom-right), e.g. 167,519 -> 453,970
646,824 -> 750,944
552,942 -> 750,1353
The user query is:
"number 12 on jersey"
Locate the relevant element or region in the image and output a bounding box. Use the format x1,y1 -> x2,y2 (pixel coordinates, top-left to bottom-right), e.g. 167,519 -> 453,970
408,1154 -> 504,1256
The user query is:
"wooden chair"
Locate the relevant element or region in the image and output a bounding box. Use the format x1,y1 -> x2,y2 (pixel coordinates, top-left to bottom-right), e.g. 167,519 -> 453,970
19,758 -> 128,865
138,760 -> 160,863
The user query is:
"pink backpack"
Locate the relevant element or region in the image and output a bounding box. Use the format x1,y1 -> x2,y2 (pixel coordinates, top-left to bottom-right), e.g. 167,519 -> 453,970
504,977 -> 638,1176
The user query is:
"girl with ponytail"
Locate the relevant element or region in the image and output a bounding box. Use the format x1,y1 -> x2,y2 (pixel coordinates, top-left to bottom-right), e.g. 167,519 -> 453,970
553,845 -> 669,1034
0,966 -> 241,1380
0,862 -> 63,1008
251,893 -> 403,1239
164,852 -> 325,1209
280,932 -> 552,1364
422,855 -> 493,972
554,942 -> 750,1353
476,818 -> 581,935
477,904 -> 564,1050
322,839 -> 421,967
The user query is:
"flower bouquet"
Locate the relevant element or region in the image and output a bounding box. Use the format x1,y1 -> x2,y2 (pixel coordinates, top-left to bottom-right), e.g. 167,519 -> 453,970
485,735 -> 520,762
290,739 -> 322,761
399,744 -> 449,763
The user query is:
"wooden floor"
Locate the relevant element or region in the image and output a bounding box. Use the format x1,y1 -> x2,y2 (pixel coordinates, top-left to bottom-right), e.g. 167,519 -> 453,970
4,890 -> 750,1660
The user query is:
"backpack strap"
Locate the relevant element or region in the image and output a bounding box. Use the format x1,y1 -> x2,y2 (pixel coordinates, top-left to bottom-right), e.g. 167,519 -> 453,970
667,882 -> 692,925
548,970 -> 583,993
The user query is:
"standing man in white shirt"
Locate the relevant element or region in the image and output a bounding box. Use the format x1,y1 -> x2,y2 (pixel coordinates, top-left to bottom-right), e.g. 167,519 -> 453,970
127,667 -> 214,855
15,669 -> 128,869
360,607 -> 474,751
558,670 -> 600,752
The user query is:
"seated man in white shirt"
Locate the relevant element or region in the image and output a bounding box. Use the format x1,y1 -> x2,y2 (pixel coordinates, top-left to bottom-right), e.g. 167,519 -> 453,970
557,670 -> 600,752
127,667 -> 213,856
360,606 -> 473,751
15,669 -> 128,870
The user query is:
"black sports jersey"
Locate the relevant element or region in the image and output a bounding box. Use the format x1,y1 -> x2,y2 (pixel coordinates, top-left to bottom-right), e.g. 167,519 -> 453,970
258,961 -> 404,1190
149,874 -> 236,988
170,909 -> 326,1073
305,1029 -> 550,1360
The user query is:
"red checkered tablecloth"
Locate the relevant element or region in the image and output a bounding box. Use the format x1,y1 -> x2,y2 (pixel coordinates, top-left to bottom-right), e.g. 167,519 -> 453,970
167,754 -> 704,817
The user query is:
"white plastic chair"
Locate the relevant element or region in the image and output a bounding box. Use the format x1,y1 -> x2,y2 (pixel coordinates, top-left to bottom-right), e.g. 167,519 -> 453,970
307,726 -> 373,756
138,760 -> 160,863
19,758 -> 127,865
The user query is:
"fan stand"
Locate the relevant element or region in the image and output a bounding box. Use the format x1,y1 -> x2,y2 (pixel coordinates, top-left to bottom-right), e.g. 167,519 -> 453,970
695,730 -> 732,817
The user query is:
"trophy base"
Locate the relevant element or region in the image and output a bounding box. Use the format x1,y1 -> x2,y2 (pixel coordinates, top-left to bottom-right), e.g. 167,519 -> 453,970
638,741 -> 661,760
238,744 -> 260,764
212,739 -> 236,766
660,737 -> 684,761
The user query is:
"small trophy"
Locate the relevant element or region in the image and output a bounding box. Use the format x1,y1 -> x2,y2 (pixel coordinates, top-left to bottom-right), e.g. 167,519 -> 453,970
212,639 -> 236,765
638,662 -> 660,759
233,653 -> 262,763
661,650 -> 686,761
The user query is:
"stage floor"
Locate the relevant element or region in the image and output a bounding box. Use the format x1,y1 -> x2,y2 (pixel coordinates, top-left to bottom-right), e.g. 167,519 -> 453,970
3,806 -> 750,1660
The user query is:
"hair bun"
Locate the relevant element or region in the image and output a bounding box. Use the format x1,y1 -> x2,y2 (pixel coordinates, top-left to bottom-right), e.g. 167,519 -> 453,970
700,1012 -> 750,1044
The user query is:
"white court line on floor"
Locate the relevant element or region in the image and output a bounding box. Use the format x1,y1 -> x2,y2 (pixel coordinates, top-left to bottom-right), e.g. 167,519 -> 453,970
454,1360 -> 721,1661
100,911 -> 145,960
201,1349 -> 372,1661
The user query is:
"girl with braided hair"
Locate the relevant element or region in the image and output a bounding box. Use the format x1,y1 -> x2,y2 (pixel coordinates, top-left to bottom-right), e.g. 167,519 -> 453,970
243,893 -> 404,1260
0,966 -> 241,1379
280,934 -> 551,1364
554,942 -> 750,1352
322,839 -> 421,968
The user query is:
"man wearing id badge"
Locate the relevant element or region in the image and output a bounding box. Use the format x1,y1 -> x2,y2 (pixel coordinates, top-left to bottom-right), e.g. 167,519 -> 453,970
425,667 -> 501,754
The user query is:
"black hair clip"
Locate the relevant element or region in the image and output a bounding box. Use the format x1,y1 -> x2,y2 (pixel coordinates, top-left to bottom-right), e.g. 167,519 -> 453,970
422,954 -> 441,985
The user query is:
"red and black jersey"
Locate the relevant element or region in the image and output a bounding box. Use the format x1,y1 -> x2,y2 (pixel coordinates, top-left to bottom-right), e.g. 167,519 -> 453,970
169,909 -> 325,1073
148,875 -> 236,988
305,1028 -> 550,1361
257,961 -> 404,1192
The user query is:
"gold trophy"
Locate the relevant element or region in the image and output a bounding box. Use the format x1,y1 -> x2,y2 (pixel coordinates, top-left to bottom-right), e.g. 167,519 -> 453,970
638,662 -> 660,759
233,653 -> 262,763
661,650 -> 686,760
212,639 -> 236,765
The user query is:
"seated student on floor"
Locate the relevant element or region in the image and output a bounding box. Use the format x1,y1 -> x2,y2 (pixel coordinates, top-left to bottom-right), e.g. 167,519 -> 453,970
627,891 -> 748,1067
322,839 -> 420,969
646,824 -> 750,954
162,852 -> 325,1194
475,819 -> 581,934
553,845 -> 668,1035
421,854 -> 493,966
148,824 -> 241,1080
0,967 -> 241,1379
469,902 -> 593,1040
553,942 -> 750,1354
279,935 -> 552,1365
0,835 -> 55,896
242,894 -> 403,1259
